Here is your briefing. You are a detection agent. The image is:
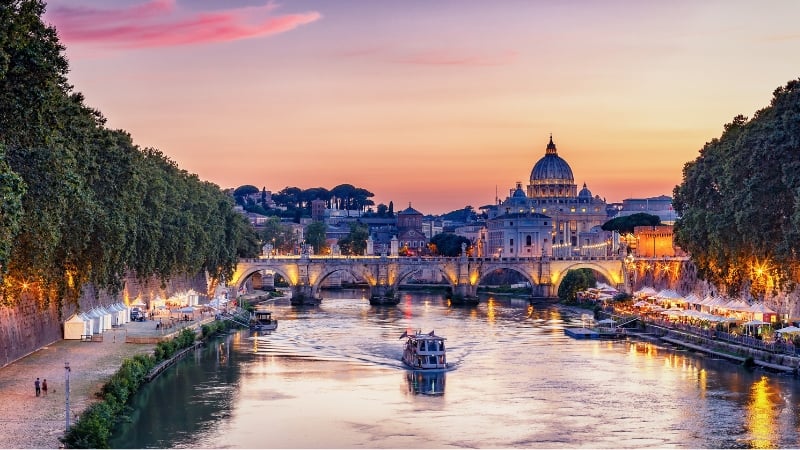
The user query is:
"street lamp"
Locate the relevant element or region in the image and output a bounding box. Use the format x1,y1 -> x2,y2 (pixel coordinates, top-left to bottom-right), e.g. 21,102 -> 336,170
64,361 -> 71,431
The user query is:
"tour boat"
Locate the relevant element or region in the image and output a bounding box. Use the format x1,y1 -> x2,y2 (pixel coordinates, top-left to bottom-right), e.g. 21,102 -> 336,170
249,308 -> 278,332
401,330 -> 447,370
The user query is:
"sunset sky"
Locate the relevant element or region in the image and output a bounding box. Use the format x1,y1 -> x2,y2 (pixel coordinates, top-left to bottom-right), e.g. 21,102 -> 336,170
43,0 -> 800,214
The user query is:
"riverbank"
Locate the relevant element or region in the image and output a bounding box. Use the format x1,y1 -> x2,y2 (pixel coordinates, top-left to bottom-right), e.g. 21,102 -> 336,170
0,316 -> 216,449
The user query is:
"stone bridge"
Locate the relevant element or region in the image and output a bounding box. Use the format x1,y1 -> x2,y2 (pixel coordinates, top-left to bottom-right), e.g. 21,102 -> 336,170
230,254 -> 631,305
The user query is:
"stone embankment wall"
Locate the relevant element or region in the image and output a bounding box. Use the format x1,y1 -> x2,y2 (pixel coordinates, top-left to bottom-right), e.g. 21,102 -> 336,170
0,272 -> 209,368
633,259 -> 800,319
645,323 -> 800,373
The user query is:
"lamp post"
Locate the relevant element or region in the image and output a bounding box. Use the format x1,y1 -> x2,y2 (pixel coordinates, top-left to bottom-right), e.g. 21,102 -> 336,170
64,361 -> 71,431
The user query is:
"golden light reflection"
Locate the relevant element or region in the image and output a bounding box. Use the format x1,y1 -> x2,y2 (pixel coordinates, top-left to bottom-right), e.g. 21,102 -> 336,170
628,341 -> 658,360
746,376 -> 777,449
486,297 -> 495,323
697,369 -> 707,399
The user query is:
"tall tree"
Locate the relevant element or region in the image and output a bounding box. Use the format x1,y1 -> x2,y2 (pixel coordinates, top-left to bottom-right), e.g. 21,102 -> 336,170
674,78 -> 800,297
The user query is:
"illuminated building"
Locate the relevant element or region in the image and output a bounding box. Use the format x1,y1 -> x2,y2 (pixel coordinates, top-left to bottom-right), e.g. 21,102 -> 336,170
486,136 -> 612,257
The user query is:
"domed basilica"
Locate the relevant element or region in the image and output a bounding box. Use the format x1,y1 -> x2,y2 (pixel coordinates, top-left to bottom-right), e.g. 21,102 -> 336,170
484,136 -> 610,258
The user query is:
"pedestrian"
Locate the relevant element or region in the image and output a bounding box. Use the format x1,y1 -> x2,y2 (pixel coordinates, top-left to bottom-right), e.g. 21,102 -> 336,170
34,378 -> 40,397
42,379 -> 48,396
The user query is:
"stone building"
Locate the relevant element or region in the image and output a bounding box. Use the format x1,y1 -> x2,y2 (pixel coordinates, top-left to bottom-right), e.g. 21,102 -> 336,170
486,136 -> 612,258
397,204 -> 427,255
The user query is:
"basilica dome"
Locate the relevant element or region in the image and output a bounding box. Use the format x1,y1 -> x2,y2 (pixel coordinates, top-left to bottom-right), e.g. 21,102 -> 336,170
578,183 -> 592,199
527,136 -> 577,199
530,136 -> 574,183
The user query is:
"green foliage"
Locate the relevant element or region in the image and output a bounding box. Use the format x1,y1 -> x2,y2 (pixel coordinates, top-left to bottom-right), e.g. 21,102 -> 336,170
0,3 -> 252,304
557,269 -> 597,303
0,145 -> 25,269
305,221 -> 328,254
260,216 -> 297,254
601,213 -> 661,234
673,78 -> 800,297
338,222 -> 369,255
201,320 -> 230,338
429,233 -> 472,256
63,401 -> 114,449
61,327 -> 202,448
233,185 -> 259,198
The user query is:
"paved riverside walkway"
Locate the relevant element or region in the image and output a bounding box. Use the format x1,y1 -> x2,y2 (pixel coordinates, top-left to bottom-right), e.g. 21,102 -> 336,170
0,316 -> 214,449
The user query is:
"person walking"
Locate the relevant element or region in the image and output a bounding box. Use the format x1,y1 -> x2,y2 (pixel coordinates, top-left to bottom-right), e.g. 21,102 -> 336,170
42,379 -> 48,396
34,378 -> 40,397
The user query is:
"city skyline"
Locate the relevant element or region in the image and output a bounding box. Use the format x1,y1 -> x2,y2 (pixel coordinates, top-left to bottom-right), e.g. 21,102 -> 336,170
43,0 -> 800,214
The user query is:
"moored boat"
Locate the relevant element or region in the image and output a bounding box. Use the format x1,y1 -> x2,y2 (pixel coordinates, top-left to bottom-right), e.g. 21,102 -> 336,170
401,330 -> 447,370
249,308 -> 278,331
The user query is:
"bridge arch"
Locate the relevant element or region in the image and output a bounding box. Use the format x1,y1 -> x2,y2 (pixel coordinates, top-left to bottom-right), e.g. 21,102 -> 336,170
550,261 -> 622,294
394,266 -> 456,291
310,266 -> 372,299
477,264 -> 537,288
232,264 -> 297,293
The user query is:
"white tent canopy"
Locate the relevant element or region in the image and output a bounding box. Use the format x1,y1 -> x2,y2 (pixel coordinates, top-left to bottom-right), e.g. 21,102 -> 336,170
776,326 -> 800,334
636,287 -> 658,296
657,289 -> 683,300
64,313 -> 87,340
749,303 -> 776,314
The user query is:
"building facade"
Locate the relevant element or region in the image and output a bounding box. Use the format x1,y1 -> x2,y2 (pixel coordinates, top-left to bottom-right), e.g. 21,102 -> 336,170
486,136 -> 611,258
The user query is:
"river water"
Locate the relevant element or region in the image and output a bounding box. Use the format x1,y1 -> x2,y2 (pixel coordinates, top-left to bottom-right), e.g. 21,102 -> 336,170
111,291 -> 800,448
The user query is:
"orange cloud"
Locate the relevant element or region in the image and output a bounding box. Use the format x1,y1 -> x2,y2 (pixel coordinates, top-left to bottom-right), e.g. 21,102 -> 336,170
47,0 -> 321,49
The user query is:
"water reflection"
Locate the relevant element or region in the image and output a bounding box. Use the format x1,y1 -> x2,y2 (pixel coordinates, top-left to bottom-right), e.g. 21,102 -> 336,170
405,370 -> 446,396
111,291 -> 800,449
747,376 -> 777,448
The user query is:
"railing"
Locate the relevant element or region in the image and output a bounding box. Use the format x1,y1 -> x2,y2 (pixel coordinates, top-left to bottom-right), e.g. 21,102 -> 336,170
647,317 -> 800,357
240,255 -> 627,264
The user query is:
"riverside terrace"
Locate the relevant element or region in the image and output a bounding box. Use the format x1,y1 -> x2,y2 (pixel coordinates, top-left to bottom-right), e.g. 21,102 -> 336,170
597,294 -> 800,368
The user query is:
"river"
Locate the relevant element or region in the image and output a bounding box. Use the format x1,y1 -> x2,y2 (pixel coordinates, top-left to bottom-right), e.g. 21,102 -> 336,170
111,290 -> 800,448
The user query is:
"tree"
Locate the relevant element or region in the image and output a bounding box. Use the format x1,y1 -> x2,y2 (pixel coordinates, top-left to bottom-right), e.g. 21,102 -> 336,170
338,223 -> 369,255
233,185 -> 259,197
388,201 -> 394,217
429,233 -> 471,257
674,78 -> 800,297
601,213 -> 661,234
305,221 -> 328,254
0,145 -> 25,269
260,217 -> 295,255
557,269 -> 597,302
0,0 -> 251,305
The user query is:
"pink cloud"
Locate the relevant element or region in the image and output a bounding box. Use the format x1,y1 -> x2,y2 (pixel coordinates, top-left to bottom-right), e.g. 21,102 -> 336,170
46,1 -> 321,49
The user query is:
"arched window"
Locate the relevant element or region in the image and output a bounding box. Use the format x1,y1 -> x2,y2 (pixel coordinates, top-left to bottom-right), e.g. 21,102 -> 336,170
526,235 -> 532,246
